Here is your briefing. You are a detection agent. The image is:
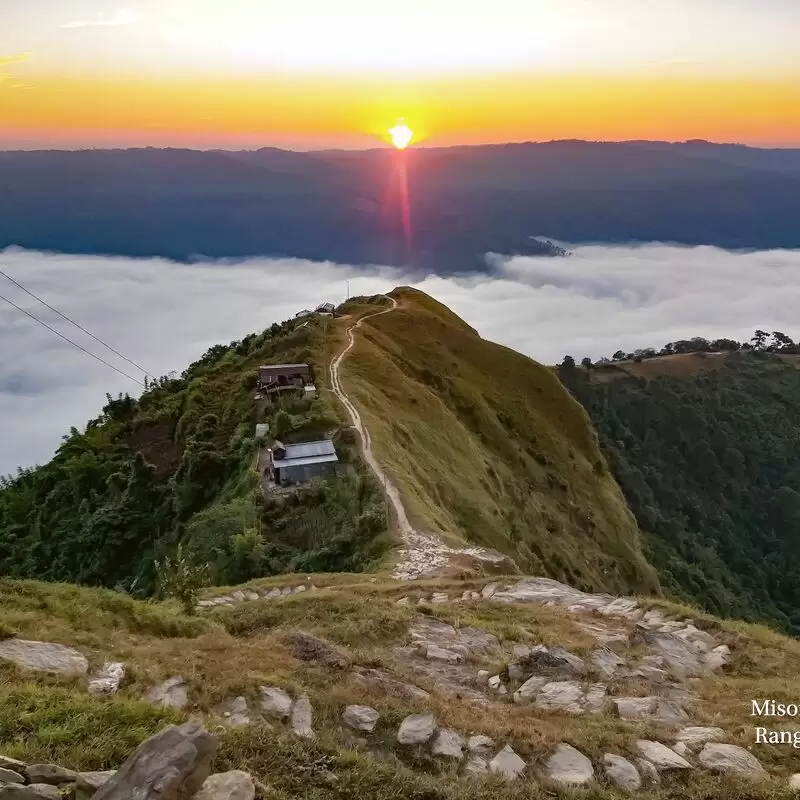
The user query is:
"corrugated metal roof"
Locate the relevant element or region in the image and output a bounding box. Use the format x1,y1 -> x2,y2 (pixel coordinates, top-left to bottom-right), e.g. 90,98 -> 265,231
283,440 -> 336,459
260,363 -> 310,371
276,453 -> 339,468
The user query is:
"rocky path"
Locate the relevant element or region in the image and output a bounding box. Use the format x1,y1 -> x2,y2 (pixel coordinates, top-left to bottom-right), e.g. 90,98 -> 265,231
329,296 -> 508,580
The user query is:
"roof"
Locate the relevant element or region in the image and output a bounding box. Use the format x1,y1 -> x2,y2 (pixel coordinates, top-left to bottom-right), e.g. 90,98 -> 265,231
259,363 -> 310,371
272,440 -> 338,469
276,453 -> 339,469
282,440 -> 336,459
254,423 -> 270,439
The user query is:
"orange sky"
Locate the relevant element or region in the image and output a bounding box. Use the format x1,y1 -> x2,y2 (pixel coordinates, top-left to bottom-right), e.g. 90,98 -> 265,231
2,1 -> 799,149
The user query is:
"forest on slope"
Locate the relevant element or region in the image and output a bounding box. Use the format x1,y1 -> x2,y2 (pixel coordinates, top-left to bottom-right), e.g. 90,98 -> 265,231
560,343 -> 800,634
0,312 -> 389,594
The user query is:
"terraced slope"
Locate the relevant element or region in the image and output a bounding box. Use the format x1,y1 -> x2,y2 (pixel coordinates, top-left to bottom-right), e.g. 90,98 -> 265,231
337,289 -> 658,596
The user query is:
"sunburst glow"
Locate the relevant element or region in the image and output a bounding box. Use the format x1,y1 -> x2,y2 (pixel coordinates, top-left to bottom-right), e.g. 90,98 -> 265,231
389,120 -> 414,150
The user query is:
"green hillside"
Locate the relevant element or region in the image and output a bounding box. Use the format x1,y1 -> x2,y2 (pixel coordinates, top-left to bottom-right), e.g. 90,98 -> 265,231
339,288 -> 658,596
561,350 -> 800,633
0,313 -> 388,593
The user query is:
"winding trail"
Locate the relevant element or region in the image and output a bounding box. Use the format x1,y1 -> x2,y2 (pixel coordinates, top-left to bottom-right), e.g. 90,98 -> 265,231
329,296 -> 509,580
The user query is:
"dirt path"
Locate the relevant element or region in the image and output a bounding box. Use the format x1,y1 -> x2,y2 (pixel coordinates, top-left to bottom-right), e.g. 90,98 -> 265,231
329,297 -> 509,580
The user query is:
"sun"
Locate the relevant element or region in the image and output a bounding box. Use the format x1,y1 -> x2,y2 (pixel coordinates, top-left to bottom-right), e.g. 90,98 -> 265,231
388,119 -> 413,150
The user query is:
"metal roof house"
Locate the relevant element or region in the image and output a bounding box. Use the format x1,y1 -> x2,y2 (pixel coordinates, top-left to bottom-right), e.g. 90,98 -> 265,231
315,302 -> 336,315
270,440 -> 338,485
258,363 -> 313,390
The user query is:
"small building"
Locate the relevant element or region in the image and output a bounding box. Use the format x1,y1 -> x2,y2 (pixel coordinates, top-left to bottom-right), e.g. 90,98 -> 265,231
258,363 -> 313,391
295,309 -> 313,319
270,439 -> 338,485
315,302 -> 336,316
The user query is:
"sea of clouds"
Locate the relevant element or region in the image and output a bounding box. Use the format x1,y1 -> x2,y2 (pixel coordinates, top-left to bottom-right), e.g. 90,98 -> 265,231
3,242 -> 800,473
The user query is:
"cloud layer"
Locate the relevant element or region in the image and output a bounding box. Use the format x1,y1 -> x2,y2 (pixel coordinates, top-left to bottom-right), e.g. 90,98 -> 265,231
3,243 -> 800,473
60,10 -> 141,28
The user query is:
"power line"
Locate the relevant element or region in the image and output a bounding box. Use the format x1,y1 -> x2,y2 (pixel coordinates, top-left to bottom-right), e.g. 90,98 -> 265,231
0,291 -> 145,387
0,268 -> 153,378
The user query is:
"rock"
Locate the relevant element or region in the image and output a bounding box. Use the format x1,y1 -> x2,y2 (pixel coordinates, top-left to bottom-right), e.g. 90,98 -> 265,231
195,771 -> 255,800
88,661 -> 126,697
789,774 -> 800,791
467,735 -> 495,757
489,745 -> 526,780
671,742 -> 690,758
94,720 -> 216,800
487,675 -> 507,695
425,644 -> 463,664
614,697 -> 657,719
396,597 -> 410,606
512,676 -> 548,703
591,648 -> 627,680
636,759 -> 660,784
535,681 -> 585,714
0,639 -> 88,676
676,726 -> 727,749
290,695 -> 315,739
634,740 -> 692,771
282,631 -> 347,668
431,729 -> 464,760
431,593 -> 449,604
481,583 -> 499,599
397,713 -> 437,745
703,645 -> 731,672
475,670 -> 490,685
145,677 -> 189,710
512,644 -> 531,660
0,769 -> 23,784
259,687 -> 293,720
354,669 -> 430,703
463,756 -> 488,775
545,743 -> 594,786
531,645 -> 585,674
470,591 -> 481,601
342,705 -> 379,733
583,683 -> 608,714
0,787 -> 60,799
603,754 -> 641,791
215,696 -> 250,727
698,743 -> 766,778
637,630 -> 703,678
0,760 -> 24,773
26,765 -> 78,785
244,591 -> 259,601
75,771 -> 117,799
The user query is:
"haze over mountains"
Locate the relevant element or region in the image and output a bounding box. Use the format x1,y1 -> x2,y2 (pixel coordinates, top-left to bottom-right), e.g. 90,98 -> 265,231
1,139 -> 799,270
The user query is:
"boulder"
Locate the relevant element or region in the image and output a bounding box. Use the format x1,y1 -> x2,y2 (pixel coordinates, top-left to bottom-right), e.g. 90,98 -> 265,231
145,677 -> 189,710
93,720 -> 217,800
676,726 -> 727,749
290,695 -> 315,739
481,583 -> 499,599
259,687 -> 293,720
431,729 -> 464,760
26,765 -> 77,785
512,676 -> 547,703
703,645 -> 731,672
0,760 -> 25,773
342,705 -> 379,733
545,743 -> 594,786
603,754 -> 641,791
0,639 -> 88,676
591,647 -> 627,680
535,681 -> 585,714
467,735 -> 495,758
583,683 -> 608,714
88,662 -> 126,697
0,769 -> 23,785
397,713 -> 437,745
489,745 -> 526,780
634,740 -> 692,771
463,756 -> 488,775
354,669 -> 429,703
614,697 -> 657,720
75,771 -> 116,799
214,697 -> 250,728
789,774 -> 800,790
698,743 -> 766,778
424,644 -> 463,664
636,759 -> 660,785
671,742 -> 690,758
195,771 -> 255,800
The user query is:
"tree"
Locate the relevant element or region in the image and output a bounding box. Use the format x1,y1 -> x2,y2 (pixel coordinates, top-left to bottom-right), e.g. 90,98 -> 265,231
155,543 -> 209,615
561,355 -> 576,369
751,330 -> 769,350
581,357 -> 593,369
612,350 -> 626,361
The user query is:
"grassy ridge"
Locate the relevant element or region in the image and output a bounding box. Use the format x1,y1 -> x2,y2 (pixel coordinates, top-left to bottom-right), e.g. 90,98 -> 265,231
338,288 -> 658,595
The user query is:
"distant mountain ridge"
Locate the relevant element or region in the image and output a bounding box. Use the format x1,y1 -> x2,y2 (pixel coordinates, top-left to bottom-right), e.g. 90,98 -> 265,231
1,140 -> 799,268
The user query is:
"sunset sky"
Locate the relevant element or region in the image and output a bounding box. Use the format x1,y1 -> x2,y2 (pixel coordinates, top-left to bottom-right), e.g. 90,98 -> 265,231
1,0 -> 798,150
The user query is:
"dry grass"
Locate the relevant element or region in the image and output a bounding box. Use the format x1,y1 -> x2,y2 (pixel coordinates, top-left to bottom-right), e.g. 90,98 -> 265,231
336,288 -> 657,596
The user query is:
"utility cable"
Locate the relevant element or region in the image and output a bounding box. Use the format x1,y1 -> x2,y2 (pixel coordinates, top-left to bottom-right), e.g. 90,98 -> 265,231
0,268 -> 154,378
0,291 -> 145,387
